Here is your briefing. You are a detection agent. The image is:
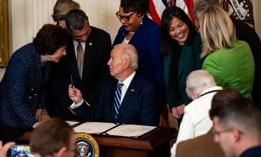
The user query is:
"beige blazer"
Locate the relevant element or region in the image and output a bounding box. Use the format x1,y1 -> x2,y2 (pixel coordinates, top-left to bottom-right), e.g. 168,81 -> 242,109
176,131 -> 225,157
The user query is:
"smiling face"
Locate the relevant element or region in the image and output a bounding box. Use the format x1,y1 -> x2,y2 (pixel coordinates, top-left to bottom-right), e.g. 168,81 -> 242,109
117,6 -> 143,32
168,17 -> 189,45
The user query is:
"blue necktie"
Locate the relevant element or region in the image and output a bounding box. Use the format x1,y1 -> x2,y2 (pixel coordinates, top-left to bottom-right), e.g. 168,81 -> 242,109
114,83 -> 124,119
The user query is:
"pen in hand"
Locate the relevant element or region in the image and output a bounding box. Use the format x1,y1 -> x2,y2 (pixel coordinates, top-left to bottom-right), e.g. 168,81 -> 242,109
70,75 -> 74,86
69,75 -> 76,100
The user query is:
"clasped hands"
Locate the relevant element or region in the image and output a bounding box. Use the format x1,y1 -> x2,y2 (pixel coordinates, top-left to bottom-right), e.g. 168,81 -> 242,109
171,104 -> 185,119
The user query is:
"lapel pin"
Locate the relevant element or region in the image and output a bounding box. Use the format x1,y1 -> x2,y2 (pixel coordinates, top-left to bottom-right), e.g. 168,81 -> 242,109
131,89 -> 134,92
89,42 -> 92,46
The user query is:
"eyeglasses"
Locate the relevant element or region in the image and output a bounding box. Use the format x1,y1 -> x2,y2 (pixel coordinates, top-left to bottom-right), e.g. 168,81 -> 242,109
116,11 -> 135,21
73,27 -> 92,40
211,128 -> 232,137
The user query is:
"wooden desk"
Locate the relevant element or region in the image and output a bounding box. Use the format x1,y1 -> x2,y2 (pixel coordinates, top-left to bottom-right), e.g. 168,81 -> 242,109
19,127 -> 177,157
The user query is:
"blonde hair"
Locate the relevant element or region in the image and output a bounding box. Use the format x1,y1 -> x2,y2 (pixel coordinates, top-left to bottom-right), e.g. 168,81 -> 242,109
199,5 -> 236,58
52,0 -> 80,22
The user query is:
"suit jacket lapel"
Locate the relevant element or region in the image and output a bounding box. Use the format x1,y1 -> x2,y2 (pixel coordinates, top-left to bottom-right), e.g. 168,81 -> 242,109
66,39 -> 81,81
129,17 -> 146,44
81,28 -> 96,82
115,29 -> 127,45
109,80 -> 118,122
82,40 -> 91,82
178,45 -> 192,79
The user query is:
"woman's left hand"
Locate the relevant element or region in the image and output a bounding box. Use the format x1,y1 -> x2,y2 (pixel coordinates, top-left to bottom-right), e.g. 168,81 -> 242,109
177,104 -> 185,117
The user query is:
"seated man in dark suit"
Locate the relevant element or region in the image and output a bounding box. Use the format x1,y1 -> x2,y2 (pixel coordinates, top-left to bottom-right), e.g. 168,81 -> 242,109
68,44 -> 159,126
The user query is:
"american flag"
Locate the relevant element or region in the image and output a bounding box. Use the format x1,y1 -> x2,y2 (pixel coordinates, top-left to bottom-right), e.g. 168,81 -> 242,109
149,0 -> 195,25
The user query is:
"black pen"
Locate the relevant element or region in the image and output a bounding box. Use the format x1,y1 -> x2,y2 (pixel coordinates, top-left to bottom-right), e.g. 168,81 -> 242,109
70,75 -> 74,86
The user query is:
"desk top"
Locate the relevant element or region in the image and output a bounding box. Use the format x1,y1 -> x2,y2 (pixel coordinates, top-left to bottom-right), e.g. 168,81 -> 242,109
19,124 -> 177,151
92,127 -> 177,151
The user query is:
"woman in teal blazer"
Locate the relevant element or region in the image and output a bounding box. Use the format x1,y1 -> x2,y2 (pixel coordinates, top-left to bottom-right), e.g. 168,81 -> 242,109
161,6 -> 203,120
200,6 -> 254,100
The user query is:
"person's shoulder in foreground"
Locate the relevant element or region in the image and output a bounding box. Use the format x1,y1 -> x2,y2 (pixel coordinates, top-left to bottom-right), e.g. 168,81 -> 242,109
30,118 -> 75,157
210,89 -> 261,157
176,131 -> 225,157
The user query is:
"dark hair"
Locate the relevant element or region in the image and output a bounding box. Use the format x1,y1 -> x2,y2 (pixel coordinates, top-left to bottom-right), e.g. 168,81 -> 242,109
65,9 -> 89,32
209,89 -> 261,131
161,6 -> 197,54
33,24 -> 69,55
120,0 -> 149,15
30,118 -> 74,156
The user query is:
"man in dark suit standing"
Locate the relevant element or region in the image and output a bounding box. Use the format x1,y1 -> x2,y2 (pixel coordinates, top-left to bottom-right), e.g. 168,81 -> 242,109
45,9 -> 112,120
68,44 -> 159,126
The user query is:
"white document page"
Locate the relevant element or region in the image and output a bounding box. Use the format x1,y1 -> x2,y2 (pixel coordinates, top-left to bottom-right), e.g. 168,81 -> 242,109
65,121 -> 79,126
74,122 -> 117,134
106,124 -> 156,137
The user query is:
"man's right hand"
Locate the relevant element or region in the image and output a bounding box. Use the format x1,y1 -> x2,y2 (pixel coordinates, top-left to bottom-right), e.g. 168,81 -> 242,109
68,85 -> 83,104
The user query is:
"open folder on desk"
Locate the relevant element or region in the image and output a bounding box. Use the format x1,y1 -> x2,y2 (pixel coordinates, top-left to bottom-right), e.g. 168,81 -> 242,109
73,122 -> 156,138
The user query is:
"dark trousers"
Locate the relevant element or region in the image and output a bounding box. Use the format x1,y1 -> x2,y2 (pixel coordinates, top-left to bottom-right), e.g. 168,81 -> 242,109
0,121 -> 32,144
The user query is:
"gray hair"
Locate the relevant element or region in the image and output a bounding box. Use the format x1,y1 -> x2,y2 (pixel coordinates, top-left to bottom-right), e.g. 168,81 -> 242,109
186,70 -> 216,99
114,44 -> 139,69
193,0 -> 220,19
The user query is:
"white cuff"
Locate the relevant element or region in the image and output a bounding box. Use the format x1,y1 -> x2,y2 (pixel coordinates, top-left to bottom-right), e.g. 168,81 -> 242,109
70,99 -> 84,109
70,99 -> 91,109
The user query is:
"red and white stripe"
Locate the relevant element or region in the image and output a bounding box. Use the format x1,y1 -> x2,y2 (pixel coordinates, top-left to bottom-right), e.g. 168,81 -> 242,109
175,0 -> 194,22
149,0 -> 195,25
